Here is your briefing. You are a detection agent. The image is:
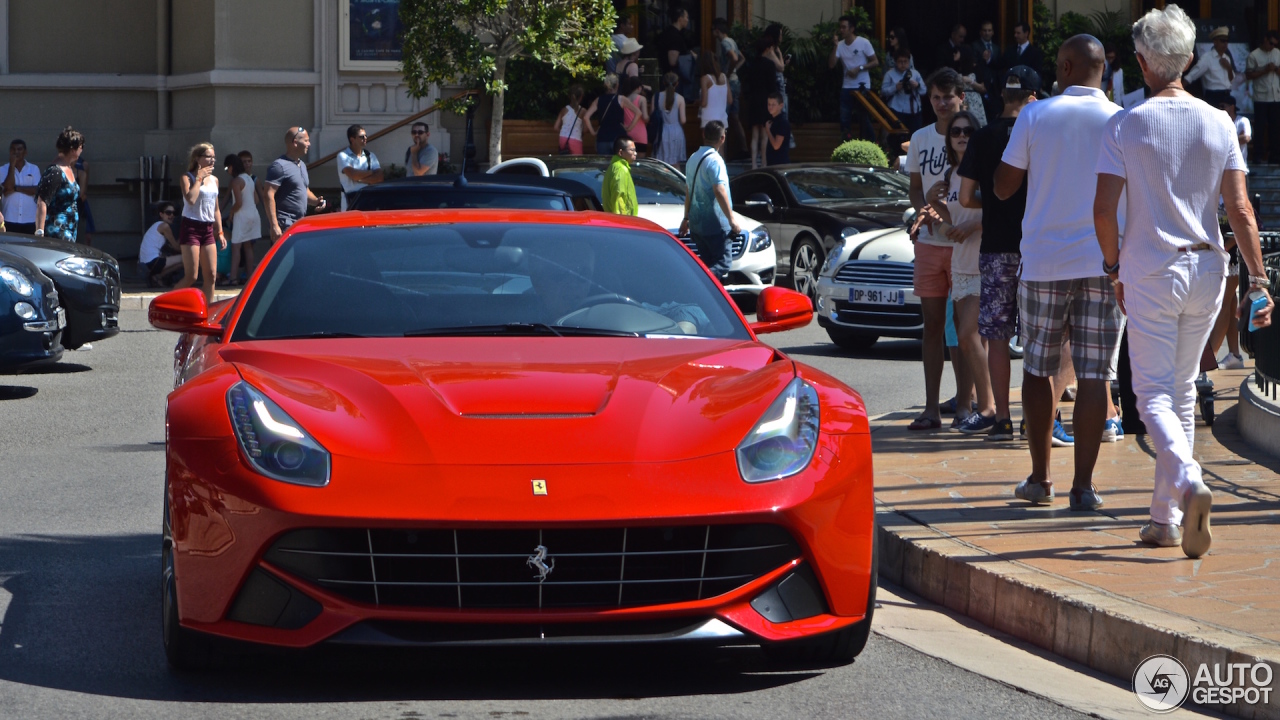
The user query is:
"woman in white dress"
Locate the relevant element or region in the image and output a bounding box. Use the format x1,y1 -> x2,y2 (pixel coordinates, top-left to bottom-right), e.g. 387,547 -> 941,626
699,52 -> 730,129
224,153 -> 261,285
655,72 -> 687,166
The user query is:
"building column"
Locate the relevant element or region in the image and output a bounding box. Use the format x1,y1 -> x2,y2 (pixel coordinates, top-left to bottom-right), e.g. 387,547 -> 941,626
0,0 -> 10,74
156,0 -> 169,129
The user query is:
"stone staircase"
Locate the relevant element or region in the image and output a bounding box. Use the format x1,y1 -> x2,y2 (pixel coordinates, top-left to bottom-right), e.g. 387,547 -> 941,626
1250,163 -> 1280,231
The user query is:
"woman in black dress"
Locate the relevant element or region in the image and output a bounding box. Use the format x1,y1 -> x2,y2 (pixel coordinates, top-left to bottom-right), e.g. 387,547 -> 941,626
582,73 -> 638,155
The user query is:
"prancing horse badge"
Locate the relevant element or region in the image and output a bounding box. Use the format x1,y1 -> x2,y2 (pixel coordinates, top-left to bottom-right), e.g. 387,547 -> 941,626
531,479 -> 548,496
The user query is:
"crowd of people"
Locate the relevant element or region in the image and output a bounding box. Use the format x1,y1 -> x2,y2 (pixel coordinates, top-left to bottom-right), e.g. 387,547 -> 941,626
903,5 -> 1274,559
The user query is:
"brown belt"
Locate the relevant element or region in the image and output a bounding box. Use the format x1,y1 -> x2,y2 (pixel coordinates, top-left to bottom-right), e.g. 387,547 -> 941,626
1178,243 -> 1213,252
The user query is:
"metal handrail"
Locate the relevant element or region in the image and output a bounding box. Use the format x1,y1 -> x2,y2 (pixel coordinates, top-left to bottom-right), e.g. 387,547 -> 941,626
308,89 -> 481,170
852,90 -> 908,136
1249,232 -> 1280,401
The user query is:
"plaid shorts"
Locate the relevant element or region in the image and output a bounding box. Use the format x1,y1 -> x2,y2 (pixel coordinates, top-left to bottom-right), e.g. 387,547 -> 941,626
1018,276 -> 1125,380
979,253 -> 1021,340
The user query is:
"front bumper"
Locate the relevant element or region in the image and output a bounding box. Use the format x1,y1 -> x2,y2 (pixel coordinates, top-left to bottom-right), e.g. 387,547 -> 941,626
166,432 -> 874,650
676,235 -> 777,296
53,269 -> 121,349
816,276 -> 922,339
1,291 -> 65,370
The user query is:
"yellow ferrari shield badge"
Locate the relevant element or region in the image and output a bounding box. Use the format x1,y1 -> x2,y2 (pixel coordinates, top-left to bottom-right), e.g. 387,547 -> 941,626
531,479 -> 548,496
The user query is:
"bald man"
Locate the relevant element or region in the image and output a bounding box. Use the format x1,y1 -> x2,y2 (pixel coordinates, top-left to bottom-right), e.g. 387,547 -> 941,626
992,34 -> 1124,510
264,126 -> 326,241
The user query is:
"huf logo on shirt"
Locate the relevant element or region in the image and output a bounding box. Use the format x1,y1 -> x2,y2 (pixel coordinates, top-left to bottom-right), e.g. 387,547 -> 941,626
918,144 -> 948,177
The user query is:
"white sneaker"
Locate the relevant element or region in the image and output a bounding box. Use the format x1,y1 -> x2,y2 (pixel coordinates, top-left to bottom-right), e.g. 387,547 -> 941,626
1181,481 -> 1213,558
1220,353 -> 1245,370
76,343 -> 93,351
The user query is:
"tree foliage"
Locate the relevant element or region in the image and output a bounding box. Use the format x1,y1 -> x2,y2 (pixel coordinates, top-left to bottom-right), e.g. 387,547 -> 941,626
399,0 -> 616,164
1034,1 -> 1140,95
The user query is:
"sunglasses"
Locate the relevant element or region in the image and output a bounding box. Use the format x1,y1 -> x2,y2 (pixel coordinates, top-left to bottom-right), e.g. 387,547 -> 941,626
354,135 -> 368,140
411,130 -> 426,135
949,126 -> 975,138
161,210 -> 175,215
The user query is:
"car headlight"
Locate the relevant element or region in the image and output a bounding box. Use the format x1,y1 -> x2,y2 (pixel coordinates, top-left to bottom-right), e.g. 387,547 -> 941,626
821,249 -> 845,276
226,381 -> 331,487
0,266 -> 34,297
55,257 -> 105,279
736,378 -> 820,483
14,301 -> 37,320
749,226 -> 772,252
840,227 -> 860,240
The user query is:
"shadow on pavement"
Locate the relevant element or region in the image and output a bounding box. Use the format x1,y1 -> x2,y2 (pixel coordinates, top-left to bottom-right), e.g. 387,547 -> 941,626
0,385 -> 38,400
775,338 -> 922,362
0,362 -> 92,376
0,533 -> 822,703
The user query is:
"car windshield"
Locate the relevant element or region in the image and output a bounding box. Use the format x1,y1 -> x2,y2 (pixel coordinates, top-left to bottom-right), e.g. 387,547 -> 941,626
784,169 -> 910,204
552,163 -> 687,205
347,188 -> 569,212
232,223 -> 749,341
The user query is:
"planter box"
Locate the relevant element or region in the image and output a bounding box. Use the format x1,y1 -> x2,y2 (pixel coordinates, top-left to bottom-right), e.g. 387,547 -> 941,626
501,119 -> 561,157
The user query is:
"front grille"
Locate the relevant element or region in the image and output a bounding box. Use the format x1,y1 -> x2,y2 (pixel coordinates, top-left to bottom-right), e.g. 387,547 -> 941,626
834,301 -> 924,330
834,260 -> 914,286
265,524 -> 800,610
679,235 -> 746,260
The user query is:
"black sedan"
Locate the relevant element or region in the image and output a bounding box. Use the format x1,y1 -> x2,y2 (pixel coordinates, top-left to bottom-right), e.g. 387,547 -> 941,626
347,174 -> 603,212
730,164 -> 911,300
0,232 -> 121,350
0,248 -> 65,370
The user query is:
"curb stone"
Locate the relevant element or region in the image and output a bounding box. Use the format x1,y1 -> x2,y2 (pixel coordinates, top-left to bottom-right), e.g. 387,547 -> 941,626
875,509 -> 1280,719
1238,377 -> 1280,460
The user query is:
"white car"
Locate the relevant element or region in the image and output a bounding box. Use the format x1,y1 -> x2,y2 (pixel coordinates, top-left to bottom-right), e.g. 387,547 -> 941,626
814,224 -> 920,351
489,156 -> 775,296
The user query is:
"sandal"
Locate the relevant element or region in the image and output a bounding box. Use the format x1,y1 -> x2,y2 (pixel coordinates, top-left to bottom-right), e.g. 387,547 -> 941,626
908,416 -> 942,431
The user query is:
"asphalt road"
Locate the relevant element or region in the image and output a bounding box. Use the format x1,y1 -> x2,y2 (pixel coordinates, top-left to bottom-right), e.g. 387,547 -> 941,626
0,310 -> 1060,720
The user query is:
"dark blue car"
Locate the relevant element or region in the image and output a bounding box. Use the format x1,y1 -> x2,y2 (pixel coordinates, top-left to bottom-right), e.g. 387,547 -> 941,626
0,248 -> 64,370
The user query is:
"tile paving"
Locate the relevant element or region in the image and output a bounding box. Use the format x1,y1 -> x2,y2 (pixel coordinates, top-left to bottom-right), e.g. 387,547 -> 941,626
872,363 -> 1280,646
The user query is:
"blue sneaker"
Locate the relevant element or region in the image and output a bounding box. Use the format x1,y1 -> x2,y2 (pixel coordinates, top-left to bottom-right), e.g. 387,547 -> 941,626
1102,417 -> 1124,443
1052,419 -> 1075,447
956,412 -> 997,434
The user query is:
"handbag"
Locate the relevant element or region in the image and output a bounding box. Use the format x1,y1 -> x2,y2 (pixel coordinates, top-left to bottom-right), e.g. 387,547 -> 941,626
559,109 -> 580,155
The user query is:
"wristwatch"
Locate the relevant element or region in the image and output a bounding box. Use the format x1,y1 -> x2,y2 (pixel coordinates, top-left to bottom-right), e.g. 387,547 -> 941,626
33,228 -> 44,237
1103,258 -> 1120,275
1246,273 -> 1270,289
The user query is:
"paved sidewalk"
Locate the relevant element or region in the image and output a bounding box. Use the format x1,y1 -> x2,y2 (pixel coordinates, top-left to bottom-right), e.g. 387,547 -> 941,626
873,363 -> 1280,719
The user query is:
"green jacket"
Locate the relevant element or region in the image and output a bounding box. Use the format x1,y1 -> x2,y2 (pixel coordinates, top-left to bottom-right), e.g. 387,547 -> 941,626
601,155 -> 638,216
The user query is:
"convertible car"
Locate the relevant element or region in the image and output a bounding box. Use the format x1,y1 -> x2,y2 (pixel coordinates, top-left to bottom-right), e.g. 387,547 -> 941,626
151,210 -> 875,670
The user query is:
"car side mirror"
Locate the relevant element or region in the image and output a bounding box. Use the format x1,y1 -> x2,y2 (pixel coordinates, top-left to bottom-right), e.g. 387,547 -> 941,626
751,286 -> 813,335
148,288 -> 224,336
744,193 -> 775,215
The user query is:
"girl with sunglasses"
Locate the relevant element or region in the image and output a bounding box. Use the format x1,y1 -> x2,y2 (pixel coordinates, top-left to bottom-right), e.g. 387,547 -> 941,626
927,111 -> 996,434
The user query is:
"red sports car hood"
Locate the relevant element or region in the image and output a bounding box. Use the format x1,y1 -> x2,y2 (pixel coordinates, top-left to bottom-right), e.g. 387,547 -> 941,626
220,338 -> 794,465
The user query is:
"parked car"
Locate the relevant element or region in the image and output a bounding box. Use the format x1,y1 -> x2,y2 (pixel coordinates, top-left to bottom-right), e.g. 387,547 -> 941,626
0,248 -> 65,370
488,156 -> 775,296
0,231 -> 121,350
148,209 -> 875,670
730,164 -> 912,301
347,174 -> 603,212
814,223 -> 920,351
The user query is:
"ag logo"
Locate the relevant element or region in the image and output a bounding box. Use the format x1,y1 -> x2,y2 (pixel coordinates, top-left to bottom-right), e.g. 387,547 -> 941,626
1133,654 -> 1190,712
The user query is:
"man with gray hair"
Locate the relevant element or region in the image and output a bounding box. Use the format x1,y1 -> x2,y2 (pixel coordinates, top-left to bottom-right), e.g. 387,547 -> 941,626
679,121 -> 741,283
264,126 -> 325,241
1094,3 -> 1273,558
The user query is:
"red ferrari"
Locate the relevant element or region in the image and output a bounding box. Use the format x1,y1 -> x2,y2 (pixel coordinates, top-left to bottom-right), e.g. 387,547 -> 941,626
150,209 -> 875,670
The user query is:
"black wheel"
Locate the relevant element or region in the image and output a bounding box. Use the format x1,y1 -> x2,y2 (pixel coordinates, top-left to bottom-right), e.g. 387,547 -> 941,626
1201,397 -> 1215,426
789,237 -> 823,302
162,483 -> 224,672
764,531 -> 877,668
826,328 -> 879,352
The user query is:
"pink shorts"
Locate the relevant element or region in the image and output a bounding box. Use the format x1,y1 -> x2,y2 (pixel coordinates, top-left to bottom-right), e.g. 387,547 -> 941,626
912,242 -> 953,298
559,138 -> 584,155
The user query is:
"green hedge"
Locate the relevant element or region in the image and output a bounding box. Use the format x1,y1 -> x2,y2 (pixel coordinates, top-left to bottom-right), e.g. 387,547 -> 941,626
831,139 -> 887,167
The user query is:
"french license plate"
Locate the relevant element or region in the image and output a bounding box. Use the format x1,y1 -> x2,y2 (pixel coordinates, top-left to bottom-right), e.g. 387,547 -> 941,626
849,286 -> 905,305
56,308 -> 66,330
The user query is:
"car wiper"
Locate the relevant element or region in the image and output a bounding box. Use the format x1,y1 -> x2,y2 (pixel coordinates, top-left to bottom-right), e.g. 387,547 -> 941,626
263,331 -> 372,340
405,323 -> 639,338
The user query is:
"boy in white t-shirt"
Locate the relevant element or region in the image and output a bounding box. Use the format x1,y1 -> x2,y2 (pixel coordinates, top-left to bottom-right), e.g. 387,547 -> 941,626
828,14 -> 878,141
1223,97 -> 1251,164
904,68 -> 964,432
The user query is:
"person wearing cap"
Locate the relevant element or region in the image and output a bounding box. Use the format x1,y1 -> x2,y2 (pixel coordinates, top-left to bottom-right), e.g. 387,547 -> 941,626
1184,26 -> 1235,108
1095,6 -> 1273,557
993,35 -> 1123,510
956,65 -> 1039,442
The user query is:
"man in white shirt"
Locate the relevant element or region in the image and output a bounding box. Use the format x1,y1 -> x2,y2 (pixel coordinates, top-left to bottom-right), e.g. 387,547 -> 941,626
828,14 -> 878,141
994,35 -> 1123,510
1,139 -> 41,234
336,124 -> 383,211
1246,31 -> 1280,163
904,68 -> 964,432
1224,97 -> 1252,164
1184,26 -> 1235,108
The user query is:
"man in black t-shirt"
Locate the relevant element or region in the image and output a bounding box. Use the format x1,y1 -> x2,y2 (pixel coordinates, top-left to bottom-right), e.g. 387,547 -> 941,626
956,65 -> 1039,441
764,93 -> 791,165
657,8 -> 691,79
